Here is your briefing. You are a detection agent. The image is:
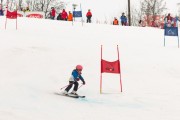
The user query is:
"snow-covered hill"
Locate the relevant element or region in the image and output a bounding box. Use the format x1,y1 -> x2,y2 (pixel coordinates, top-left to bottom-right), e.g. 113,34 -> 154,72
0,16 -> 180,120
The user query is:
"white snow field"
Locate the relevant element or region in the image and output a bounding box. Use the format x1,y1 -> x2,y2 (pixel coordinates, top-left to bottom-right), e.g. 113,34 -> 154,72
0,16 -> 180,120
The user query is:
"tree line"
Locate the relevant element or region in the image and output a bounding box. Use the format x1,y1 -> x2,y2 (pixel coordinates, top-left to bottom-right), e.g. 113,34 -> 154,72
0,0 -> 176,26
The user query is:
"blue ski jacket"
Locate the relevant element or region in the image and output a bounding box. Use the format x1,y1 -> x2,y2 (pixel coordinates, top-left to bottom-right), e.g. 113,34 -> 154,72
69,69 -> 84,82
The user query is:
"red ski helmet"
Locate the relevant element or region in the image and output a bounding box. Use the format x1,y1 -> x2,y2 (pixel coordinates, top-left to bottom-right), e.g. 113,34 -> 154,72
76,65 -> 83,70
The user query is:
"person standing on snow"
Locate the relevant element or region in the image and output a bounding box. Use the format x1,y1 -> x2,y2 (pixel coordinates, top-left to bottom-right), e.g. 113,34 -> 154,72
67,11 -> 73,21
174,16 -> 180,27
113,17 -> 119,25
0,5 -> 4,16
164,13 -> 173,27
61,9 -> 68,21
86,9 -> 92,23
50,7 -> 56,20
120,12 -> 127,26
63,65 -> 85,95
57,13 -> 62,20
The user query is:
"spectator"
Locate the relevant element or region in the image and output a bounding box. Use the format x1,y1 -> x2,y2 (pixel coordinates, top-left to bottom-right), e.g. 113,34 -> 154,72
68,11 -> 73,21
86,9 -> 92,23
20,7 -> 23,11
164,13 -> 173,27
0,4 -> 3,16
25,7 -> 30,12
57,13 -> 62,20
113,17 -> 119,25
139,20 -> 142,26
50,7 -> 56,20
120,12 -> 127,26
0,7 -> 3,16
139,19 -> 146,27
61,9 -> 68,21
173,16 -> 180,27
166,13 -> 173,22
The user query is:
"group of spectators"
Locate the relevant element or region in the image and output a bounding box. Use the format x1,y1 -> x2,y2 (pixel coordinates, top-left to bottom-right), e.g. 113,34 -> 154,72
112,12 -> 180,28
50,7 -> 92,23
1,4 -> 179,28
113,12 -> 128,26
20,7 -> 30,12
138,13 -> 180,28
164,13 -> 180,27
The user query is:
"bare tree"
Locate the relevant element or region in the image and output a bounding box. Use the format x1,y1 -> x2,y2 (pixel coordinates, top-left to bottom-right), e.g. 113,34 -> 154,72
141,0 -> 166,15
133,0 -> 166,27
130,7 -> 142,26
18,0 -> 23,10
29,0 -> 67,19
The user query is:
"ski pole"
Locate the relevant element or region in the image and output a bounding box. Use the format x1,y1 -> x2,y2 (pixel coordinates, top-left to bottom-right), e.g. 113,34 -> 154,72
78,84 -> 84,90
60,82 -> 74,90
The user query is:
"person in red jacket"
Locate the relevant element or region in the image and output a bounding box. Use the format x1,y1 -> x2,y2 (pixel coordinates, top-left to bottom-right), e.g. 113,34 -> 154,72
61,9 -> 68,21
50,7 -> 56,20
166,13 -> 173,22
86,9 -> 92,23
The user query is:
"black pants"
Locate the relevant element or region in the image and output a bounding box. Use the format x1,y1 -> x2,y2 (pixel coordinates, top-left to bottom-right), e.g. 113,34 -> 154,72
65,81 -> 79,92
87,17 -> 91,23
50,16 -> 55,20
121,22 -> 126,26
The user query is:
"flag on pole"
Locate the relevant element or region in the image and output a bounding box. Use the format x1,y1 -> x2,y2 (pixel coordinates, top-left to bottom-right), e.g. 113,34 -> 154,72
164,27 -> 178,36
164,26 -> 179,48
100,45 -> 122,93
101,59 -> 120,74
73,11 -> 82,17
72,4 -> 83,26
6,10 -> 17,19
5,10 -> 18,29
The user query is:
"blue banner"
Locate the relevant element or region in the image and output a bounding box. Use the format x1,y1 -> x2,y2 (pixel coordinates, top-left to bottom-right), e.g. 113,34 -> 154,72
73,11 -> 82,18
164,27 -> 178,36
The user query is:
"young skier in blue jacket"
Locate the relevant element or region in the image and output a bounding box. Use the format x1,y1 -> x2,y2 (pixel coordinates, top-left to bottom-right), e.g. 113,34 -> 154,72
63,65 -> 85,95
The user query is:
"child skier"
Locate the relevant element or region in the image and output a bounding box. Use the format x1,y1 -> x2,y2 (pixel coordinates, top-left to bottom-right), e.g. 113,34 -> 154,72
63,65 -> 85,96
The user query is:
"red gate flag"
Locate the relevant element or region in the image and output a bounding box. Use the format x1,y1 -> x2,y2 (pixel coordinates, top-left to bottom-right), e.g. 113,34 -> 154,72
101,59 -> 120,74
5,10 -> 18,29
100,45 -> 122,93
6,10 -> 17,19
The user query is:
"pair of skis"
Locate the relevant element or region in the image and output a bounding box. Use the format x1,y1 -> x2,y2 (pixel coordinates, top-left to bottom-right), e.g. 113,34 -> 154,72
59,83 -> 85,98
55,92 -> 85,98
65,93 -> 85,98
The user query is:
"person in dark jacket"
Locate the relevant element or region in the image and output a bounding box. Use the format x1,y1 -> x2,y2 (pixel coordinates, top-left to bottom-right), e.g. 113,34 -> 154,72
0,7 -> 4,16
57,13 -> 62,20
86,9 -> 92,23
63,65 -> 85,95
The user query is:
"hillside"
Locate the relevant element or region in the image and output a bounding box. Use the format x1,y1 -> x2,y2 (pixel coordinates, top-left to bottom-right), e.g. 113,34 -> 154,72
0,16 -> 180,120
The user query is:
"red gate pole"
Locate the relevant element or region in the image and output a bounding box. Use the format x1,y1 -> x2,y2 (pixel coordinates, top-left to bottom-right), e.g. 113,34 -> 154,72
100,45 -> 103,94
117,45 -> 122,92
5,17 -> 7,29
16,17 -> 17,30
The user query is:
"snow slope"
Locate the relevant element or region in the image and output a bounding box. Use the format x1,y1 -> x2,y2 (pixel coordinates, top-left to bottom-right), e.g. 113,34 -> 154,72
0,16 -> 180,120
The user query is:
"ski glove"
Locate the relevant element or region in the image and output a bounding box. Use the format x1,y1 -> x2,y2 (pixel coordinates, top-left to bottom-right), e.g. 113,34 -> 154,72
82,80 -> 85,85
76,78 -> 80,81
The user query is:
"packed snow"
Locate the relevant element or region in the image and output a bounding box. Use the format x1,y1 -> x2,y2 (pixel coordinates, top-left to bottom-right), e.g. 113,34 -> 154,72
0,16 -> 180,120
